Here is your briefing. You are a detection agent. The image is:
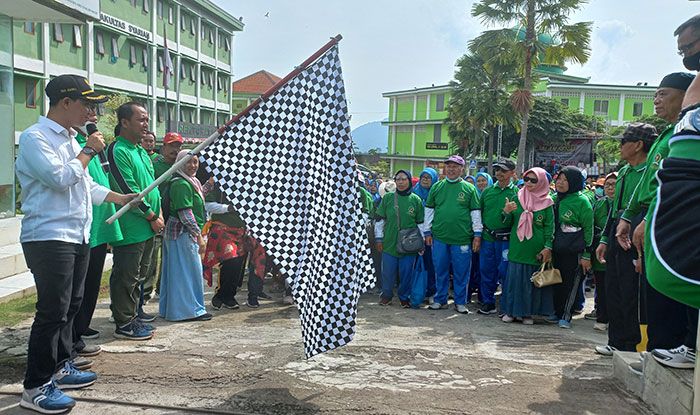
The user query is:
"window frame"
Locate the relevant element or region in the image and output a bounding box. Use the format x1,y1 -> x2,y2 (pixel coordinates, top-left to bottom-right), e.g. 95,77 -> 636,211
53,23 -> 64,43
157,54 -> 163,72
142,48 -> 148,69
435,93 -> 445,112
433,124 -> 442,143
180,14 -> 186,31
180,61 -> 186,79
190,17 -> 196,35
593,99 -> 609,115
560,98 -> 569,107
24,22 -> 35,34
25,79 -> 37,109
168,6 -> 174,24
96,31 -> 105,55
143,0 -> 150,14
110,36 -> 119,59
72,25 -> 82,48
129,44 -> 137,66
632,101 -> 644,117
157,0 -> 163,18
189,65 -> 196,82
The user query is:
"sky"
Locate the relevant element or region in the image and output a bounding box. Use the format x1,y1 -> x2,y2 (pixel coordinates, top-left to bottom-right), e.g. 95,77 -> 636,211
213,0 -> 700,129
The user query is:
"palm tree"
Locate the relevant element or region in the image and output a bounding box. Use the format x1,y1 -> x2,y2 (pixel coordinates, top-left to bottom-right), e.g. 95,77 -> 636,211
471,0 -> 592,174
449,44 -> 519,174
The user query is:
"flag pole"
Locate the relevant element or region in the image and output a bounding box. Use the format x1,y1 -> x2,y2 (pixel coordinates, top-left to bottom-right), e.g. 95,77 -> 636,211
163,26 -> 170,132
107,34 -> 343,224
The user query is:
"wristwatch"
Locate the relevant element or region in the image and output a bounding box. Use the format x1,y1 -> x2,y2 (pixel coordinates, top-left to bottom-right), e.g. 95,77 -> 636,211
81,146 -> 97,157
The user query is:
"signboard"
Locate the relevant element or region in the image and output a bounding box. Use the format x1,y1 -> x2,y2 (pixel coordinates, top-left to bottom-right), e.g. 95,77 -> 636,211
52,0 -> 100,20
167,121 -> 218,143
99,12 -> 151,41
425,142 -> 448,150
469,159 -> 477,169
534,139 -> 593,167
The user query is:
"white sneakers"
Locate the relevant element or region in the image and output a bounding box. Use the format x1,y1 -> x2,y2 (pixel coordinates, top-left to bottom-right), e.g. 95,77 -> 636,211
652,345 -> 696,369
595,345 -> 617,356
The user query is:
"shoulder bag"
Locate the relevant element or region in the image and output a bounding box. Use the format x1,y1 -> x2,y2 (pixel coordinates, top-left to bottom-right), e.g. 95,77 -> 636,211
394,193 -> 424,254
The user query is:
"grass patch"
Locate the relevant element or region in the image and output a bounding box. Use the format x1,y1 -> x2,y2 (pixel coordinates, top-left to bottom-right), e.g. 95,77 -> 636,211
0,270 -> 111,329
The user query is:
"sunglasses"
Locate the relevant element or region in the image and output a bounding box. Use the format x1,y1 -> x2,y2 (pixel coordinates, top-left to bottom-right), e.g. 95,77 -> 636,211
523,176 -> 538,184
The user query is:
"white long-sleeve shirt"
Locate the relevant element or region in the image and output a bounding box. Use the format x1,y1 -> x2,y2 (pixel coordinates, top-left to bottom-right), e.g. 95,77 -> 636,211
16,116 -> 110,244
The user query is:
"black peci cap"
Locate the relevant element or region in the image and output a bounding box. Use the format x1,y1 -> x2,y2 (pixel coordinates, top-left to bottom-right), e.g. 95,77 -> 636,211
45,74 -> 108,103
493,159 -> 516,171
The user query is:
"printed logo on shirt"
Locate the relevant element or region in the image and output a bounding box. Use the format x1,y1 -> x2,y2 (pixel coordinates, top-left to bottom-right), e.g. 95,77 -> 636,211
535,214 -> 544,225
653,153 -> 662,169
563,210 -> 573,220
408,206 -> 415,216
457,192 -> 466,202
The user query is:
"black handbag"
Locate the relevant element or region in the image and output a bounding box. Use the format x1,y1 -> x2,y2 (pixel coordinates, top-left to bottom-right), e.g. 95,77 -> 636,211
552,200 -> 585,254
485,227 -> 511,242
394,193 -> 424,254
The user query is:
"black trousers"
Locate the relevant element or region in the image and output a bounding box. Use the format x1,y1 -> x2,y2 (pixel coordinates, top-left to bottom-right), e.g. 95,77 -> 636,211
643,275 -> 688,350
22,241 -> 90,389
553,251 -> 581,319
213,255 -> 247,303
593,270 -> 608,323
73,243 -> 108,353
604,231 -> 641,351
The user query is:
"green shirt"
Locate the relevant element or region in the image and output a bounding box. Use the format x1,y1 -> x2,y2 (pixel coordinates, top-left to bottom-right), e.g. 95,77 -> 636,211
360,187 -> 375,216
148,152 -> 159,161
622,124 -> 673,222
205,186 -> 246,228
108,136 -> 161,246
480,181 -> 518,242
600,161 -> 646,245
152,155 -> 173,195
426,179 -> 480,245
592,197 -> 612,271
169,177 -> 205,229
583,188 -> 596,206
554,192 -> 594,260
75,133 -> 123,248
502,200 -> 554,266
376,192 -> 424,257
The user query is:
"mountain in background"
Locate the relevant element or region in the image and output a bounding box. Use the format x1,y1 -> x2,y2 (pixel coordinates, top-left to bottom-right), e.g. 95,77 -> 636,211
351,120 -> 388,152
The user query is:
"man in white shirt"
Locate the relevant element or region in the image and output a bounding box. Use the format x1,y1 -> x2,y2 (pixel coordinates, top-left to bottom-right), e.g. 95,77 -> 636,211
15,74 -> 135,415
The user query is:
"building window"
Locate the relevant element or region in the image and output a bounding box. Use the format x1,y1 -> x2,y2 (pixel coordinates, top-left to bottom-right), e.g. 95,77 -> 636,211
208,72 -> 213,87
130,0 -> 137,6
168,6 -> 174,24
157,0 -> 163,18
435,94 -> 445,112
190,17 -> 196,35
129,44 -> 137,66
180,62 -> 186,79
633,102 -> 644,117
189,111 -> 195,123
224,37 -> 230,51
189,65 -> 195,81
26,79 -> 37,108
111,36 -> 119,59
560,98 -> 569,107
201,25 -> 205,40
24,22 -> 34,34
143,0 -> 149,14
157,55 -> 163,72
433,124 -> 442,142
217,76 -> 222,91
72,25 -> 82,48
209,28 -> 214,44
593,99 -> 609,115
201,70 -> 206,85
53,23 -> 64,43
179,109 -> 185,121
142,48 -> 148,69
96,31 -> 105,55
180,14 -> 186,31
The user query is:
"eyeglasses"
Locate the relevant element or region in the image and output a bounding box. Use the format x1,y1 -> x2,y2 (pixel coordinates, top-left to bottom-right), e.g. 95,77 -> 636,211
523,176 -> 538,184
604,183 -> 616,189
678,38 -> 700,55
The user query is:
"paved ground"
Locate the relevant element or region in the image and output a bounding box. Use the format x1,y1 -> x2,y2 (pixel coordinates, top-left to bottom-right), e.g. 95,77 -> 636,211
0,284 -> 652,415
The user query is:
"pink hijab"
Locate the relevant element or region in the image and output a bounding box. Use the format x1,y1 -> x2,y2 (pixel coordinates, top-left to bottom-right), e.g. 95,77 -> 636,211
175,150 -> 204,201
516,167 -> 553,242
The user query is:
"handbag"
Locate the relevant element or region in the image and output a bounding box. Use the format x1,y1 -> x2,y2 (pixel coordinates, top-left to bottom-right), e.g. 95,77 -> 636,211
530,261 -> 562,288
409,256 -> 427,308
394,193 -> 424,254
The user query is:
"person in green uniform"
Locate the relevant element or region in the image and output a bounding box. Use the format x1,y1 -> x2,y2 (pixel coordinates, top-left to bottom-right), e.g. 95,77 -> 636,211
159,150 -> 212,322
551,166 -> 594,329
374,170 -> 425,307
152,132 -> 184,193
71,109 -> 124,360
477,159 -> 518,316
140,131 -> 158,161
107,102 -> 164,340
424,155 -> 482,314
500,167 -> 554,324
593,123 -> 653,356
586,172 -> 616,332
617,73 -> 696,357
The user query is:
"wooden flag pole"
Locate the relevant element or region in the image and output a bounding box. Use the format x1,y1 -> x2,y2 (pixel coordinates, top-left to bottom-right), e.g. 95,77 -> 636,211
106,35 -> 343,224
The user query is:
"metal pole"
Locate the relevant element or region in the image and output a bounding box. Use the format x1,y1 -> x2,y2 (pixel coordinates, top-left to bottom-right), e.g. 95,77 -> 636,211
107,35 -> 344,224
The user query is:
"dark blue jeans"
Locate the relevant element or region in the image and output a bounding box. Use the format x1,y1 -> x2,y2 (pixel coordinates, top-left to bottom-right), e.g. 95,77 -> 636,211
22,240 -> 90,389
432,238 -> 472,306
381,252 -> 416,301
479,240 -> 509,306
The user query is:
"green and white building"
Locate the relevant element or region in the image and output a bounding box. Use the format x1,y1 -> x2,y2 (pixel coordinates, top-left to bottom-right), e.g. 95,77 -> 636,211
383,65 -> 657,176
12,0 -> 243,146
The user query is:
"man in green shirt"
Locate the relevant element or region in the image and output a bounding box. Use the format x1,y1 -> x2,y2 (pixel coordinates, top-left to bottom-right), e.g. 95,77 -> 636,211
425,155 -> 482,314
477,159 -> 517,315
140,131 -> 158,161
152,132 -> 184,194
594,123 -> 654,355
107,102 -> 164,340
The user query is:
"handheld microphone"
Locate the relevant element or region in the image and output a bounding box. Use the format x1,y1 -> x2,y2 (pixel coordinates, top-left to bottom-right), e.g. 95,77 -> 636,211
86,123 -> 110,173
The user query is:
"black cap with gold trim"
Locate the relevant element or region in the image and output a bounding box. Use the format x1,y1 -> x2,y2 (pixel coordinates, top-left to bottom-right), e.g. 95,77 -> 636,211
45,74 -> 109,103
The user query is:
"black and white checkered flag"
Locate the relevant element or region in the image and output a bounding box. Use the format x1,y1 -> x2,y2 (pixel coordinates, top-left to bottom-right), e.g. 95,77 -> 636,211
201,41 -> 374,358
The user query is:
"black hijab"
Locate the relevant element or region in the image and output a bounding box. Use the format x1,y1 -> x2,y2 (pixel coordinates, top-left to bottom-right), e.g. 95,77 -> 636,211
394,170 -> 413,196
557,166 -> 585,200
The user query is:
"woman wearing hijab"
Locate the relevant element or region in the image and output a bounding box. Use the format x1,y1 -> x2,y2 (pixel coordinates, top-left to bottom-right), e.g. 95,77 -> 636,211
500,167 -> 555,325
467,172 -> 493,304
159,150 -> 213,322
374,170 -> 426,307
465,175 -> 476,185
551,166 -> 594,329
413,167 -> 439,300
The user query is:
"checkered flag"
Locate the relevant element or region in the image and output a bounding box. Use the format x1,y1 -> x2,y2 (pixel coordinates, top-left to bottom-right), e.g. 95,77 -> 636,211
201,41 -> 374,358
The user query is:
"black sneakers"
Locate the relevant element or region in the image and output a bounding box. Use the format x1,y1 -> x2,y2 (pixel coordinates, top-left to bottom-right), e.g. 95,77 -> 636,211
477,303 -> 497,315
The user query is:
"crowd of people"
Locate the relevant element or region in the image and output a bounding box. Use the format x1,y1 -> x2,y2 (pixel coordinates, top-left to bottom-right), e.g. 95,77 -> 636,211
12,13 -> 700,415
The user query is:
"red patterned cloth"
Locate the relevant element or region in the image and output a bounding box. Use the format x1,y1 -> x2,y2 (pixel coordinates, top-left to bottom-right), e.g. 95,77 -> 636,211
202,222 -> 267,287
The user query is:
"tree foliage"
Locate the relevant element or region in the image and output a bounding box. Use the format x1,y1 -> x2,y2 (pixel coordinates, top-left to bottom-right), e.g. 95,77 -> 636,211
97,93 -> 140,143
471,0 -> 592,173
